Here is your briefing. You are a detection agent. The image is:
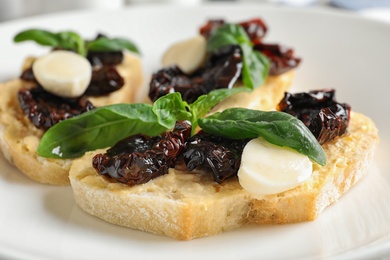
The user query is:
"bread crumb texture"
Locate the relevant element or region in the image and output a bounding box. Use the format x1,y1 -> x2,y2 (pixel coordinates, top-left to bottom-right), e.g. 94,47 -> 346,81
0,53 -> 143,185
70,112 -> 379,240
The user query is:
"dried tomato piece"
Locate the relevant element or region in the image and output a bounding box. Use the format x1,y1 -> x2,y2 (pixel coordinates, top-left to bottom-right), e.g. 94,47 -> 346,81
254,43 -> 301,75
277,89 -> 351,144
18,86 -> 95,130
238,18 -> 268,44
92,121 -> 192,186
20,68 -> 37,83
87,51 -> 124,67
182,131 -> 249,183
86,33 -> 124,66
93,151 -> 168,186
199,19 -> 225,38
148,66 -> 193,102
106,135 -> 163,157
149,45 -> 243,103
201,45 -> 243,91
310,104 -> 351,145
199,18 -> 267,43
84,66 -> 125,96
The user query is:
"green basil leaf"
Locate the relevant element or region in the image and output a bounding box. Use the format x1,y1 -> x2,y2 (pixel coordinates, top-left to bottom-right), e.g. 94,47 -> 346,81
189,87 -> 250,131
37,104 -> 167,159
87,37 -> 140,54
240,44 -> 270,89
14,29 -> 60,47
152,92 -> 192,129
206,24 -> 270,90
198,108 -> 326,165
14,29 -> 139,56
56,31 -> 86,56
207,24 -> 251,52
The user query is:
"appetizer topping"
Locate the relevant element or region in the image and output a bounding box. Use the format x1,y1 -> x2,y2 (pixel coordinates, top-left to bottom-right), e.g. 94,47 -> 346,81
150,45 -> 243,103
84,66 -> 124,96
15,30 -> 138,96
14,29 -> 140,57
182,131 -> 249,183
87,50 -> 124,67
277,89 -> 351,144
238,137 -> 312,196
92,121 -> 191,186
86,34 -> 125,68
254,43 -> 301,76
238,18 -> 268,44
162,35 -> 207,74
151,17 -> 300,103
32,50 -> 92,98
199,19 -> 225,38
18,86 -> 94,130
36,90 -> 330,190
201,18 -> 299,75
20,68 -> 37,83
21,57 -> 125,97
198,108 -> 326,166
200,18 -> 267,44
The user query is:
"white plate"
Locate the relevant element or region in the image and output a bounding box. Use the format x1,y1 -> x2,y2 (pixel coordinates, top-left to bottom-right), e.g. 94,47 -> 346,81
1,4 -> 390,260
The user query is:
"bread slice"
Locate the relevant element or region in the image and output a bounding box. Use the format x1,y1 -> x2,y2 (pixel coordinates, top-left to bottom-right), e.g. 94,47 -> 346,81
69,110 -> 379,240
0,53 -> 143,185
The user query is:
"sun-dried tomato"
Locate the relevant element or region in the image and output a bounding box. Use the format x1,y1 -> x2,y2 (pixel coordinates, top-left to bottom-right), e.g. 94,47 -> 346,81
199,19 -> 225,38
310,104 -> 351,145
20,68 -> 37,83
254,43 -> 301,75
149,45 -> 243,103
277,89 -> 351,144
87,51 -> 124,67
106,135 -> 163,157
86,34 -> 124,67
238,18 -> 268,44
92,121 -> 192,186
182,131 -> 249,183
18,86 -> 95,130
199,18 -> 267,43
84,66 -> 124,96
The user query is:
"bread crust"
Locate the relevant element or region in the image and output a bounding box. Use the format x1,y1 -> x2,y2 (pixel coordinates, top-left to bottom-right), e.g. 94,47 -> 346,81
69,98 -> 379,239
0,53 -> 143,185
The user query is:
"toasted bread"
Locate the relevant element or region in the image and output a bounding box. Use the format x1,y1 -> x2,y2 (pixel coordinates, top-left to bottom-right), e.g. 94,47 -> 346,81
0,53 -> 143,185
69,111 -> 378,240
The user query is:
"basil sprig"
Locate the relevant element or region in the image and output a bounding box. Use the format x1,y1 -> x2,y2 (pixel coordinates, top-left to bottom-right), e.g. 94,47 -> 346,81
86,37 -> 139,53
207,24 -> 270,90
13,29 -> 140,56
198,108 -> 326,165
38,88 -> 248,158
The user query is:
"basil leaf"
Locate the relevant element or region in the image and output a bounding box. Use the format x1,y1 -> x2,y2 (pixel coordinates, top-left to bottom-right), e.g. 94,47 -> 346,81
14,29 -> 60,47
207,24 -> 250,51
241,44 -> 270,89
14,29 -> 140,56
152,92 -> 192,129
87,37 -> 140,54
198,108 -> 326,165
206,24 -> 270,90
38,104 -> 167,159
56,31 -> 86,56
189,87 -> 250,131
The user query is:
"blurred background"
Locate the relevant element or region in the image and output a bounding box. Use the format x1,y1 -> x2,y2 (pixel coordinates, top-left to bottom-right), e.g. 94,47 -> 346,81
0,0 -> 390,23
